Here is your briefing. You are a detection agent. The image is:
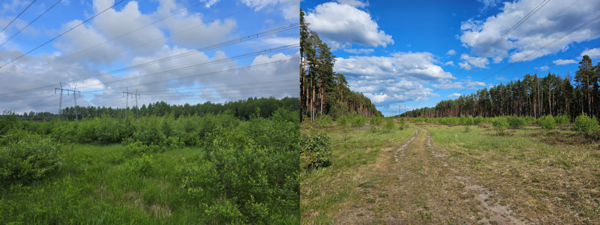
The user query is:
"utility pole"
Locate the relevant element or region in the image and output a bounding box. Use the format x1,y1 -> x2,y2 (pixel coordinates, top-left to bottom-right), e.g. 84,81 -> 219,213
55,82 -> 63,120
74,86 -> 80,121
123,87 -> 141,120
55,83 -> 80,121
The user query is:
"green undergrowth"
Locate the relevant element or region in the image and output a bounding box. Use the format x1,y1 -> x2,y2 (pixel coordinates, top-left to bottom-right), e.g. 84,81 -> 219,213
0,108 -> 300,224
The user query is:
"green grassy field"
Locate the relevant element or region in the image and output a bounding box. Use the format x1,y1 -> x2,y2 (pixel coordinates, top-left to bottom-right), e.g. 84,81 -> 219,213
301,120 -> 600,224
1,144 -> 211,224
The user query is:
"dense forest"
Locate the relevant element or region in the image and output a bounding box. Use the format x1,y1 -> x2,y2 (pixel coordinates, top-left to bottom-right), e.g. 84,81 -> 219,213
403,55 -> 600,120
8,96 -> 299,121
300,9 -> 382,121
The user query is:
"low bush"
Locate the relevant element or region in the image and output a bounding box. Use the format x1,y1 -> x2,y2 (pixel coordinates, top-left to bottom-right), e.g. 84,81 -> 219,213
506,116 -> 526,129
459,115 -> 467,125
464,126 -> 471,133
350,114 -> 367,127
300,131 -> 332,170
0,135 -> 63,184
525,116 -> 536,124
474,116 -> 484,125
573,113 -> 599,134
371,126 -> 379,133
383,119 -> 395,133
398,118 -> 406,130
370,116 -> 383,126
466,115 -> 475,125
337,115 -> 348,126
555,114 -> 570,125
125,154 -> 153,176
493,118 -> 509,135
178,127 -> 299,224
537,115 -> 556,130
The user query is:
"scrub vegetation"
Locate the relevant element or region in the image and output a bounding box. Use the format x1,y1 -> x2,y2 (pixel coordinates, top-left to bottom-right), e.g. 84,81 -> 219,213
0,99 -> 300,224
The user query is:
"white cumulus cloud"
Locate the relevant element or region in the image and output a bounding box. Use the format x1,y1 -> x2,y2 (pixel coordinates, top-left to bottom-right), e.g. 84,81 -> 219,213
305,2 -> 394,49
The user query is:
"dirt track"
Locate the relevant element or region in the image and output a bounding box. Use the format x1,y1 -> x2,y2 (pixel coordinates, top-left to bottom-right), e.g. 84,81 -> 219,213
369,126 -> 525,224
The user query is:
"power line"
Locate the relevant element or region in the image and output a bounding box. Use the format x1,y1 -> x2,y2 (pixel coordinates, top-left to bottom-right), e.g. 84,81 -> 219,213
456,13 -> 600,94
521,0 -> 580,38
532,43 -> 600,74
45,0 -> 212,65
73,45 -> 299,89
48,58 -> 299,107
439,0 -> 551,89
0,23 -> 299,97
90,83 -> 298,107
411,2 -> 591,109
83,57 -> 300,91
0,0 -> 61,48
0,0 -> 37,35
52,7 -> 252,66
0,0 -> 126,68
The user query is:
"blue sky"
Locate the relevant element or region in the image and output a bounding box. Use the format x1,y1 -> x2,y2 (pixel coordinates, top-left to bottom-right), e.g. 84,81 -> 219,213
302,0 -> 600,117
0,0 -> 299,114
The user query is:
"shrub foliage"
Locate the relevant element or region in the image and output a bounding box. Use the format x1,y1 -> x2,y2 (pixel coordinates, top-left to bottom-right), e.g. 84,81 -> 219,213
0,135 -> 63,184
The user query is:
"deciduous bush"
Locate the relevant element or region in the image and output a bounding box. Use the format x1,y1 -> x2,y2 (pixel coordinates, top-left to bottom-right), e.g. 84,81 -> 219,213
336,115 -> 348,126
573,113 -> 599,134
537,115 -> 556,130
398,118 -> 406,130
0,135 -> 63,184
555,114 -> 570,125
125,154 -> 153,176
466,115 -> 475,125
506,116 -> 526,129
474,116 -> 484,125
525,116 -> 536,124
383,119 -> 395,133
178,122 -> 299,224
350,114 -> 366,127
493,118 -> 508,135
300,131 -> 332,169
370,116 -> 383,126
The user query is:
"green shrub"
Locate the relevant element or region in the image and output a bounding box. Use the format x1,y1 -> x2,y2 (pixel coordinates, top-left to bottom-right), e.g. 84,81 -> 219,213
459,115 -> 466,125
398,118 -> 406,130
506,116 -> 526,129
492,118 -> 508,135
125,154 -> 153,176
383,119 -> 395,133
371,126 -> 379,133
555,114 -> 570,125
350,114 -> 366,127
0,135 -> 63,184
537,115 -> 556,130
337,115 -> 348,126
370,116 -> 383,126
525,116 -> 536,124
300,131 -> 332,169
573,113 -> 599,134
464,126 -> 471,133
317,114 -> 333,126
466,115 -> 474,125
178,128 -> 299,224
474,116 -> 484,125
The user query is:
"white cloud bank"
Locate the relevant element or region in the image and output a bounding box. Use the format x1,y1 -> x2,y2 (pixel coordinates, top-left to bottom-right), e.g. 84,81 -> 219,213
305,2 -> 393,49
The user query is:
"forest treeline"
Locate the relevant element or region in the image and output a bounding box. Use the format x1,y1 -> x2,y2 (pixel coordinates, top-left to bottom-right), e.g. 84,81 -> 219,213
300,8 -> 382,121
9,96 -> 298,121
403,55 -> 600,120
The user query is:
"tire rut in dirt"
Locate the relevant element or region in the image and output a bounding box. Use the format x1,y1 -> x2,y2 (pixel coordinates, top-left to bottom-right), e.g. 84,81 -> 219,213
394,128 -> 418,162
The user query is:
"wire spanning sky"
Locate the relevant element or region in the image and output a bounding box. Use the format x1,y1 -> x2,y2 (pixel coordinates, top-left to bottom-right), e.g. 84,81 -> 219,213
0,0 -> 299,114
302,0 -> 600,117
